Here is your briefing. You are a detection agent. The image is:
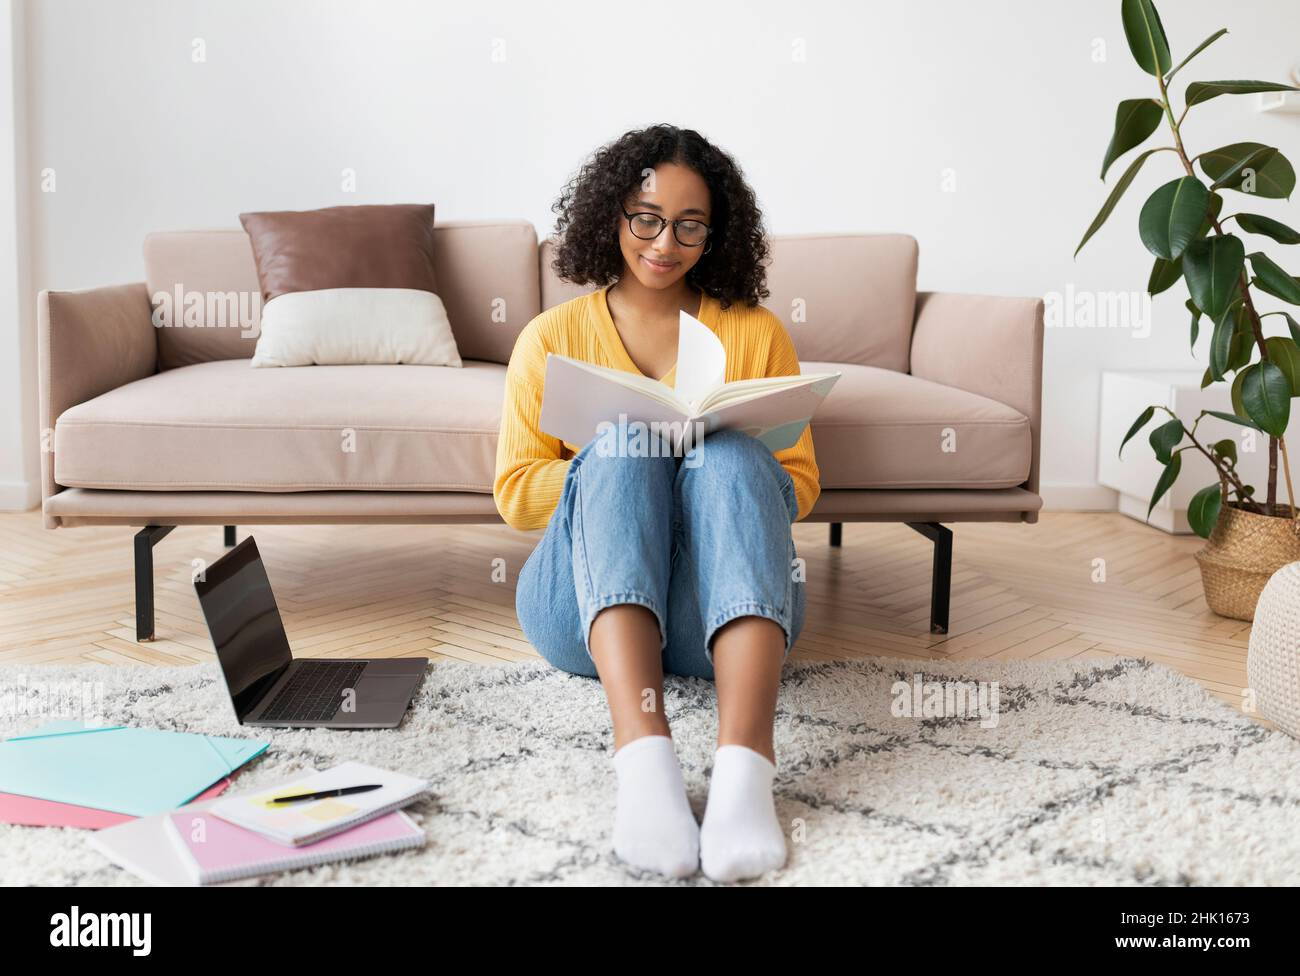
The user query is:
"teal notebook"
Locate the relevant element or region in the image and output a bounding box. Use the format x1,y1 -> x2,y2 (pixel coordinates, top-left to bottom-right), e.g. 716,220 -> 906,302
0,722 -> 268,817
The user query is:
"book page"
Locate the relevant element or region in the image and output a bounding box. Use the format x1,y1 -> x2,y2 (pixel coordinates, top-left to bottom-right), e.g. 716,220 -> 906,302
691,373 -> 841,452
674,308 -> 727,411
539,355 -> 693,451
695,373 -> 834,413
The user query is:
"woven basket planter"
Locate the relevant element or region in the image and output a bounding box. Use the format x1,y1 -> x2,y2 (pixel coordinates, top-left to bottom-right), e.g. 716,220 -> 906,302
1195,503 -> 1300,621
1247,561 -> 1300,739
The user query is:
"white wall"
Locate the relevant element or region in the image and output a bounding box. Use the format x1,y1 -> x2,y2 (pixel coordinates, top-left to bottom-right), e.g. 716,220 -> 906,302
6,0 -> 1300,508
1,0 -> 35,509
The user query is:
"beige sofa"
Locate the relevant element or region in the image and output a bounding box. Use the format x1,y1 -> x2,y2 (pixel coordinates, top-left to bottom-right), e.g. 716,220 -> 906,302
36,220 -> 1044,640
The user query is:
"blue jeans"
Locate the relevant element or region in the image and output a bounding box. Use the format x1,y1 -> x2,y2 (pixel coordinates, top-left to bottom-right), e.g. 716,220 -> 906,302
515,426 -> 806,680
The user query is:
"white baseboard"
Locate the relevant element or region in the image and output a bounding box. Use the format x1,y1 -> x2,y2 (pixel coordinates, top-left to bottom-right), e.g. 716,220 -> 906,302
0,480 -> 39,512
1116,491 -> 1192,534
1039,483 -> 1119,512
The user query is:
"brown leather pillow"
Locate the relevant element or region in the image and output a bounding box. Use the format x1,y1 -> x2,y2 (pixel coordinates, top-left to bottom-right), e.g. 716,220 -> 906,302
238,203 -> 438,303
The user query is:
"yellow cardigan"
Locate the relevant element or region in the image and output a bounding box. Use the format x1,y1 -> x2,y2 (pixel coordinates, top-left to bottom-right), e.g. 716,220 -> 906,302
493,284 -> 821,531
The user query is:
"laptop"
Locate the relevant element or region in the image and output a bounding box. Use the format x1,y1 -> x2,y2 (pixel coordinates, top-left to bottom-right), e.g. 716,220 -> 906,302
194,536 -> 427,729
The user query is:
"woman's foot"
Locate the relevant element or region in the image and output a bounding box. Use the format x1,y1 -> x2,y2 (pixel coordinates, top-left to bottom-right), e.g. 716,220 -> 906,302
700,744 -> 787,882
610,734 -> 700,878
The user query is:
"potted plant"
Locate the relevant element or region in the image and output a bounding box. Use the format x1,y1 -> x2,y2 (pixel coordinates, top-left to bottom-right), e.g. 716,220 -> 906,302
1076,0 -> 1300,620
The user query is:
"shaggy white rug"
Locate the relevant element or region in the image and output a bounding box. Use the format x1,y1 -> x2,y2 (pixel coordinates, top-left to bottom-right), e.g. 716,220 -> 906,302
1,655 -> 1297,886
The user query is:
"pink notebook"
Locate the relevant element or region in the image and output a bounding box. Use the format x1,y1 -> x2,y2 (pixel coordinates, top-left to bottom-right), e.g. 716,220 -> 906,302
0,777 -> 234,830
165,808 -> 425,884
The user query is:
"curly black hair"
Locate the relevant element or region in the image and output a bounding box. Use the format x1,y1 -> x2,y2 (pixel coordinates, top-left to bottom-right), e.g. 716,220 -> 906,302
548,123 -> 771,310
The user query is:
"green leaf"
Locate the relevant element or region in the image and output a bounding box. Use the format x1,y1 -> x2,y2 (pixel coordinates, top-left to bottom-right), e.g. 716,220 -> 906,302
1186,484 -> 1223,538
1207,406 -> 1259,430
1228,302 -> 1254,372
1157,195 -> 1225,303
1186,80 -> 1300,107
1234,298 -> 1254,336
1228,330 -> 1252,373
1173,194 -> 1227,313
1147,452 -> 1182,519
1235,213 -> 1300,244
1149,418 -> 1184,464
1139,177 -> 1211,260
1209,146 -> 1278,192
1164,28 -> 1228,84
1282,311 -> 1300,345
1209,301 -> 1239,381
1254,275 -> 1300,305
1122,0 -> 1172,77
1183,234 -> 1244,317
1076,149 -> 1162,258
1119,405 -> 1156,458
1201,191 -> 1224,233
1241,360 -> 1291,436
1230,369 -> 1250,417
1102,99 -> 1164,180
1199,142 -> 1297,199
1249,252 -> 1300,304
1148,255 -> 1183,295
1211,438 -> 1238,464
1264,336 -> 1300,395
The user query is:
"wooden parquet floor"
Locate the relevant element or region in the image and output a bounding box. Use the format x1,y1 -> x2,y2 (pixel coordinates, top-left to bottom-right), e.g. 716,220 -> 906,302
0,511 -> 1256,714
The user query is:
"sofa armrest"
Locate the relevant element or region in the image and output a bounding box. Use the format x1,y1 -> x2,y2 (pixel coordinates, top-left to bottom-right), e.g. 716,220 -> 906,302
38,283 -> 157,522
909,291 -> 1045,503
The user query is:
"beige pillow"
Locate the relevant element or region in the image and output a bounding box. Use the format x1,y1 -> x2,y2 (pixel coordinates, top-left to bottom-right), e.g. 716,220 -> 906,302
250,287 -> 462,367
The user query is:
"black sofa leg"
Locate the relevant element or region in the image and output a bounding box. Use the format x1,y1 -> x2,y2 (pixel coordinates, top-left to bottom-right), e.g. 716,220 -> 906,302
224,525 -> 236,547
829,522 -> 842,547
134,525 -> 175,642
906,522 -> 952,635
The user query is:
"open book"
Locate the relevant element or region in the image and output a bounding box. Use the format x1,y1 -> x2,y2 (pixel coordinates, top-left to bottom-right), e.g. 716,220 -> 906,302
538,306 -> 840,455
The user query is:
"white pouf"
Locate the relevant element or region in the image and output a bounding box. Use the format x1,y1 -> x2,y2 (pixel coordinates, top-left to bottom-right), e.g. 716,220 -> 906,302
1247,561 -> 1300,739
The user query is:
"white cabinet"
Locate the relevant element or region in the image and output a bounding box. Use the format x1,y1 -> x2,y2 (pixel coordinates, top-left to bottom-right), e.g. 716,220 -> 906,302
1097,371 -> 1274,534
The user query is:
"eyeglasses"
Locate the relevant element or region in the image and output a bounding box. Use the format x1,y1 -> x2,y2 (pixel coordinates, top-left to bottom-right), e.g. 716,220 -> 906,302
621,206 -> 712,247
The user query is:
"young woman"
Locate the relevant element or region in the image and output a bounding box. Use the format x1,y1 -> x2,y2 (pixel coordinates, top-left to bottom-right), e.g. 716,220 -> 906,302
493,124 -> 820,882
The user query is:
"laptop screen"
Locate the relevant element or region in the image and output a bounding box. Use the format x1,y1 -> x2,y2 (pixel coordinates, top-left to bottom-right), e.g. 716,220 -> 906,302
194,537 -> 293,721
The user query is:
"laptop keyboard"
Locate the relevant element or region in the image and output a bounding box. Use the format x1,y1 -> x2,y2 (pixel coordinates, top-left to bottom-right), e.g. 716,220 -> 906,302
259,661 -> 368,722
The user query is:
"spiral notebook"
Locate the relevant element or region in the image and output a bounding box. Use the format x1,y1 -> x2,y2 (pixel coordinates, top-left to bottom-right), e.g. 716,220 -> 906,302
165,808 -> 425,885
208,761 -> 429,846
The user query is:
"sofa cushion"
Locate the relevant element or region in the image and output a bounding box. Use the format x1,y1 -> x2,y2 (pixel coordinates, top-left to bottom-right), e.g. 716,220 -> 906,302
54,359 -> 504,492
53,358 -> 1030,494
764,235 -> 919,373
802,361 -> 1032,490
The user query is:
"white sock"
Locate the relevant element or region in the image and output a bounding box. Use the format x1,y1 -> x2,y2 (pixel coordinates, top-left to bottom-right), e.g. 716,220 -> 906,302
610,734 -> 700,878
700,744 -> 787,882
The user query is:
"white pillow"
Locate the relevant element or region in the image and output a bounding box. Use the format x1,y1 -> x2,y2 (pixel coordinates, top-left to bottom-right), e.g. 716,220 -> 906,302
250,287 -> 463,367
